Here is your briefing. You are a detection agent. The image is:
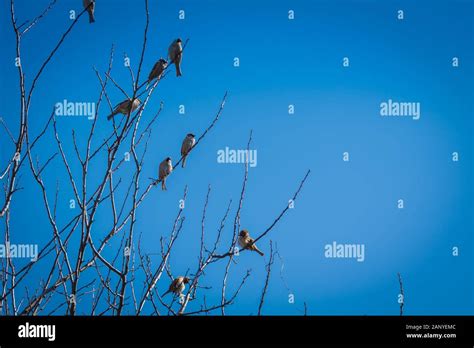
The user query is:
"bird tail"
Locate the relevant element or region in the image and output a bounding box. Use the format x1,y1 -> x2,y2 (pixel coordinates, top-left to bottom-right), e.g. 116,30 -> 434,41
89,13 -> 95,23
176,64 -> 182,77
161,179 -> 166,191
181,156 -> 187,168
255,247 -> 264,257
107,111 -> 117,121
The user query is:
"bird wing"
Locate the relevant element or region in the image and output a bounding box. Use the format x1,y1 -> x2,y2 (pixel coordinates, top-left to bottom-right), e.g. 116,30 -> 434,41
168,42 -> 182,62
181,139 -> 189,156
158,163 -> 166,179
168,43 -> 175,61
148,61 -> 161,80
167,285 -> 173,292
148,63 -> 157,80
114,100 -> 128,111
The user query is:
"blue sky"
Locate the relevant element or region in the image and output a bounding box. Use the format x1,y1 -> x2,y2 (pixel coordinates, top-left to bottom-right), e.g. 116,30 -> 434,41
0,0 -> 473,315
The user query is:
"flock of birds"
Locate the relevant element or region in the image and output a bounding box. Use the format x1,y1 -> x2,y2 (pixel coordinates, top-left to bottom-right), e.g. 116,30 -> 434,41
82,0 -> 186,190
82,0 -> 265,300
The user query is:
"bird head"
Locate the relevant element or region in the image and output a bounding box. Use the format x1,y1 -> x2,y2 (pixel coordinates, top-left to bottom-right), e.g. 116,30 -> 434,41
165,157 -> 172,163
183,277 -> 190,284
239,230 -> 249,237
176,38 -> 182,43
187,133 -> 195,138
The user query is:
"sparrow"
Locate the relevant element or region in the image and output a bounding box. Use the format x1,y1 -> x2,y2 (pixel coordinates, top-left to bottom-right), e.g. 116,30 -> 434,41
180,133 -> 195,168
83,0 -> 95,23
158,157 -> 173,190
168,38 -> 183,77
238,230 -> 264,256
107,98 -> 141,121
147,58 -> 168,87
162,276 -> 190,297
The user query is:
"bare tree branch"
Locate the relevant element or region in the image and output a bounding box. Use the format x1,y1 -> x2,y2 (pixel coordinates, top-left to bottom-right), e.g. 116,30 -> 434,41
398,272 -> 404,316
258,241 -> 274,315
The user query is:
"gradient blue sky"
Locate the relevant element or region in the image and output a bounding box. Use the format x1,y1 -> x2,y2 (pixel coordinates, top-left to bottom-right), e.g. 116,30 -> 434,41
0,0 -> 473,315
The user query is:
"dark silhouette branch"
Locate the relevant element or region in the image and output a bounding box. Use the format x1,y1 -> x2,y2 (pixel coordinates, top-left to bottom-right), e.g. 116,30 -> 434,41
258,241 -> 275,315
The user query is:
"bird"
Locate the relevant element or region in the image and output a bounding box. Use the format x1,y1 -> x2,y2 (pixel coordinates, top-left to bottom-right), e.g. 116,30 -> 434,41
107,98 -> 141,121
180,133 -> 195,168
83,0 -> 95,23
158,157 -> 173,190
238,230 -> 264,256
147,58 -> 168,87
168,38 -> 183,77
162,276 -> 190,297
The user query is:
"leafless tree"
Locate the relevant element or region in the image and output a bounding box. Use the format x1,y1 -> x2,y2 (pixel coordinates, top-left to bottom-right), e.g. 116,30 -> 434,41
0,0 -> 310,316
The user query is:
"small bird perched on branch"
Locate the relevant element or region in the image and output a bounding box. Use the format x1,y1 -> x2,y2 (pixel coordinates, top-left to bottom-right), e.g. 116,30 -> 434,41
180,133 -> 195,168
147,58 -> 168,87
107,98 -> 141,121
162,276 -> 190,297
158,157 -> 173,190
83,0 -> 95,23
238,230 -> 264,256
168,38 -> 183,77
